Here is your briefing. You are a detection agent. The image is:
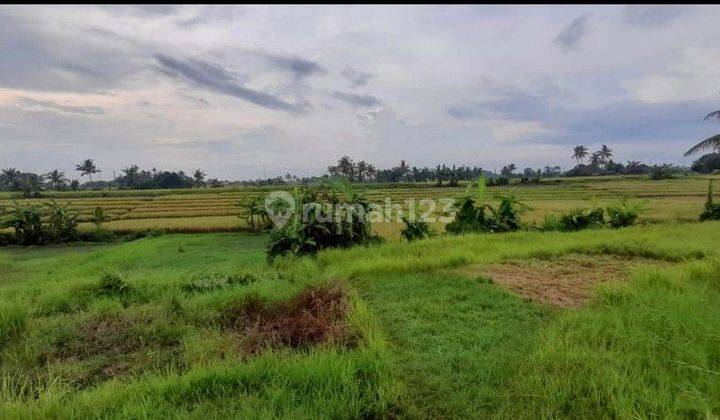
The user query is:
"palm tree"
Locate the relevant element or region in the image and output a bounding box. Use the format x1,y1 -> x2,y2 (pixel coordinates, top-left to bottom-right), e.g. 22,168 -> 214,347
122,165 -> 140,188
572,145 -> 589,164
1,168 -> 22,190
45,170 -> 68,190
598,144 -> 613,161
193,169 -> 206,188
76,159 -> 100,183
684,109 -> 720,156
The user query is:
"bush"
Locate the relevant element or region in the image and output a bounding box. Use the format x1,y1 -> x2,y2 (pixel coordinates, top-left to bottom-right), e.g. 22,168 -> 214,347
700,180 -> 720,221
649,164 -> 676,180
445,177 -> 527,234
558,207 -> 605,231
400,214 -> 434,241
266,180 -> 376,261
606,198 -> 646,228
0,201 -> 79,245
98,272 -> 132,296
539,214 -> 562,231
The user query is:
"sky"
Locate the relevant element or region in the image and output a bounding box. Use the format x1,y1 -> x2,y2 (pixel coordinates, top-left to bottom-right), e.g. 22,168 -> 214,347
1,5 -> 720,180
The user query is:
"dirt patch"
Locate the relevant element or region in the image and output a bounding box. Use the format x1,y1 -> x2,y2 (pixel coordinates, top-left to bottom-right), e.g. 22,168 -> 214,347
221,282 -> 356,354
460,254 -> 669,307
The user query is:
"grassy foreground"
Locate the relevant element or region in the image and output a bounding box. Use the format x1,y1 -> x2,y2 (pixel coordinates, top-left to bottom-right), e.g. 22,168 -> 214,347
0,222 -> 719,417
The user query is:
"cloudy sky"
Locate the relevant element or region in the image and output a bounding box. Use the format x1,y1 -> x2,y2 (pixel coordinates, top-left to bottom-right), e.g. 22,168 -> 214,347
1,5 -> 720,180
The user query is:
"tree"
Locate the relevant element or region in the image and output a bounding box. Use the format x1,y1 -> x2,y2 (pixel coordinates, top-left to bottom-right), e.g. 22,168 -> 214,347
598,144 -> 613,161
44,170 -> 68,190
356,160 -> 368,182
193,169 -> 206,188
685,109 -> 720,156
572,145 -> 589,164
21,174 -> 44,198
501,163 -> 517,178
122,165 -> 140,188
1,168 -> 22,190
691,153 -> 720,174
76,159 -> 100,183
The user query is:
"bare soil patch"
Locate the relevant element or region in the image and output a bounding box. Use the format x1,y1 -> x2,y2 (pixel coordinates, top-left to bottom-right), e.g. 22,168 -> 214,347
222,282 -> 357,354
460,254 -> 669,307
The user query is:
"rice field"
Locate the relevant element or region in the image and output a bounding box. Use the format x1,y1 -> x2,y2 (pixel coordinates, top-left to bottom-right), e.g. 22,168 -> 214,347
1,175 -> 718,236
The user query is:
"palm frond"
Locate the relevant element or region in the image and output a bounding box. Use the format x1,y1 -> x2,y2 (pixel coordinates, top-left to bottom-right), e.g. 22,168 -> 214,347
684,133 -> 720,156
704,110 -> 720,121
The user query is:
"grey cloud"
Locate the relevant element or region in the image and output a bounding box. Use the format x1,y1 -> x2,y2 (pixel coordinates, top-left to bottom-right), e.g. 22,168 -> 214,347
16,97 -> 104,115
263,54 -> 325,80
0,11 -> 142,92
342,68 -> 374,88
155,54 -> 305,112
333,91 -> 382,108
447,88 -> 553,121
99,5 -> 182,17
623,6 -> 688,28
554,15 -> 588,50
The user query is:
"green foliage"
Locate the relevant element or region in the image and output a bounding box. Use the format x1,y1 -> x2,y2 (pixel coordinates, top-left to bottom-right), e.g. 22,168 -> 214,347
558,207 -> 605,231
700,180 -> 720,221
400,214 -> 434,241
539,213 -> 562,231
0,201 -> 79,245
605,198 -> 646,228
91,206 -> 111,230
80,228 -> 116,243
445,177 -> 527,234
649,164 -> 676,180
97,272 -> 132,296
266,180 -> 375,261
238,195 -> 271,232
1,202 -> 46,245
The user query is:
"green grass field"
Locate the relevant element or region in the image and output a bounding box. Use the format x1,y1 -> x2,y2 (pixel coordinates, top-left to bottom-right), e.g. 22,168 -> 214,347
2,175 -> 719,236
1,220 -> 719,418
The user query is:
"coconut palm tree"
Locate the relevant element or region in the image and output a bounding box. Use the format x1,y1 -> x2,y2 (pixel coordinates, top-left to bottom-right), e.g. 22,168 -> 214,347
76,159 -> 100,183
598,144 -> 613,161
44,170 -> 68,190
684,109 -> 720,156
1,167 -> 22,190
572,145 -> 589,164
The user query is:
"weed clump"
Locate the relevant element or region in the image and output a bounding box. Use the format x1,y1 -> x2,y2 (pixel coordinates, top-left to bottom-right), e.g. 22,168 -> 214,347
400,213 -> 434,241
97,272 -> 132,297
606,198 -> 646,228
221,283 -> 356,354
181,270 -> 278,294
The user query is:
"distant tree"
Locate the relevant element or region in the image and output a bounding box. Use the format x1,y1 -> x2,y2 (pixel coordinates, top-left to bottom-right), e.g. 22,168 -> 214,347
691,153 -> 720,173
193,169 -> 206,187
21,173 -> 44,198
356,160 -> 368,182
500,163 -> 517,178
122,165 -> 140,188
44,170 -> 68,190
598,144 -> 613,161
1,168 -> 22,190
684,109 -> 720,156
572,145 -> 589,164
76,159 -> 100,183
70,179 -> 80,191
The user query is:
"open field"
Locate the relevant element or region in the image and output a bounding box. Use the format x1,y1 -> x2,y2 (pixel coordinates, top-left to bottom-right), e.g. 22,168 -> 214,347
2,175 -> 719,237
1,222 -> 719,417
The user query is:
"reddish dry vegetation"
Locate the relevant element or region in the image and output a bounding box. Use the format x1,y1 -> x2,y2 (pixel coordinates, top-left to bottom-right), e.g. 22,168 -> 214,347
463,254 -> 669,307
222,282 -> 356,354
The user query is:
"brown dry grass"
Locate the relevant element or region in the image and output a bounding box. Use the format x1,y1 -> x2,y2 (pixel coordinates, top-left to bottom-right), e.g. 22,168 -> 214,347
221,282 -> 357,354
457,254 -> 669,307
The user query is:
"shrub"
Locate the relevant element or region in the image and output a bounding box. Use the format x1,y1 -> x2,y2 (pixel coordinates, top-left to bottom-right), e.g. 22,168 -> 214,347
445,177 -> 527,234
606,198 -> 646,228
539,214 -> 562,231
238,195 -> 271,232
45,200 -> 79,243
0,201 -> 79,245
80,228 -> 116,242
700,180 -> 720,221
400,213 -> 434,241
649,164 -> 676,180
558,207 -> 605,231
266,180 -> 375,261
1,202 -> 47,245
97,272 -> 132,296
